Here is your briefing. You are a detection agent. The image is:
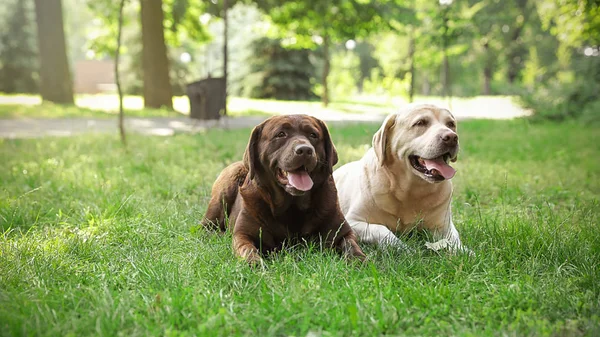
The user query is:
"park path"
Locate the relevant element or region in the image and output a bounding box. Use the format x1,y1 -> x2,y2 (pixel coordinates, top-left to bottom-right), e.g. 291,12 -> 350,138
0,99 -> 530,139
0,112 -> 385,139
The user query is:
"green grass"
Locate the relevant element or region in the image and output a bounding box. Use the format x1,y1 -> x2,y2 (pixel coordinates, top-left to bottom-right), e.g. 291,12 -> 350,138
1,119 -> 599,336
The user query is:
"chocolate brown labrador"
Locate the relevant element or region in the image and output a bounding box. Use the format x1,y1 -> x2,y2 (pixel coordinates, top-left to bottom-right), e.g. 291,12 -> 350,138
201,114 -> 365,264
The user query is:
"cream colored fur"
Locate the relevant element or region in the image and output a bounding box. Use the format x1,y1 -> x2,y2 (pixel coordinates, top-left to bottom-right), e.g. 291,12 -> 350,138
334,104 -> 470,253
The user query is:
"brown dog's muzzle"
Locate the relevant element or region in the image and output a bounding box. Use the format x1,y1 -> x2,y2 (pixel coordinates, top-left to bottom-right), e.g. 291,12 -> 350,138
275,140 -> 318,195
281,141 -> 317,171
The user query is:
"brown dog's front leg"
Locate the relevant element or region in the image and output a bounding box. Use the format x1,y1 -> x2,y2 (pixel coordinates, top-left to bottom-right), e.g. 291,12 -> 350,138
232,232 -> 262,265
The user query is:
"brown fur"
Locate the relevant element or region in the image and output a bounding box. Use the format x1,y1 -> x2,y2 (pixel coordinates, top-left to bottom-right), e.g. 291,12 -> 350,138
202,115 -> 365,264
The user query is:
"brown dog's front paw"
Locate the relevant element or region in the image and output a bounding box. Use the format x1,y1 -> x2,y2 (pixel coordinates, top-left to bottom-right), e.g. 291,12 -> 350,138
236,245 -> 264,266
337,237 -> 367,262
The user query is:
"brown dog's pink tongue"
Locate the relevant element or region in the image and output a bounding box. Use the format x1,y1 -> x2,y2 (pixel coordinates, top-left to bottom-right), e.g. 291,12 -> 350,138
287,171 -> 314,191
423,158 -> 456,179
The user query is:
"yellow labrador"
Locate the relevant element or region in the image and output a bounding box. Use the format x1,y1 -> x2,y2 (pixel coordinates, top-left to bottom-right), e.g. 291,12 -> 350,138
334,104 -> 469,253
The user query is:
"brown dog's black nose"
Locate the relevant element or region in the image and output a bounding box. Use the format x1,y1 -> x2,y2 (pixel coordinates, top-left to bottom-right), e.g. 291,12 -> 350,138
441,131 -> 458,147
295,144 -> 314,156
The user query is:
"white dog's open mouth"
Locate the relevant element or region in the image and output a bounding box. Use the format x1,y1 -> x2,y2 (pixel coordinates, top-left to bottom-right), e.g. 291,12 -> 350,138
409,154 -> 456,181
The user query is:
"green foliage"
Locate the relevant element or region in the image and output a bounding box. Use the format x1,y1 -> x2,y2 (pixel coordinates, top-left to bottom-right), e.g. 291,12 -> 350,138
1,0 -> 597,112
1,120 -> 599,335
84,0 -> 211,96
244,37 -> 318,100
162,0 -> 211,47
0,0 -> 39,93
257,0 -> 389,45
520,53 -> 600,122
518,0 -> 600,122
86,0 -> 209,57
329,49 -> 360,99
353,41 -> 380,92
537,0 -> 600,48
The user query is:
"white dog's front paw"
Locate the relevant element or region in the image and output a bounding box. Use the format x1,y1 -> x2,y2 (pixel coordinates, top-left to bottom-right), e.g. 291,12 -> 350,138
425,239 -> 474,256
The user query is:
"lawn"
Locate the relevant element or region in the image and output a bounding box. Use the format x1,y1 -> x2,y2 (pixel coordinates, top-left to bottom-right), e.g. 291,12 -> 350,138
1,118 -> 598,336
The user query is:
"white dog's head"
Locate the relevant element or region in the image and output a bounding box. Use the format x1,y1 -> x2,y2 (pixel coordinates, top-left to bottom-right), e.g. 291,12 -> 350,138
373,104 -> 459,183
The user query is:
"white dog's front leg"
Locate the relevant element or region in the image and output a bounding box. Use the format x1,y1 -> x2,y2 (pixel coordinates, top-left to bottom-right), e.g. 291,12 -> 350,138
350,221 -> 412,251
432,219 -> 473,255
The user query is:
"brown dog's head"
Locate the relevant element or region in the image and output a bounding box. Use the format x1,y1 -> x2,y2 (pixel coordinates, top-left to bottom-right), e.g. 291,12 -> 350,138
243,115 -> 338,196
373,104 -> 459,183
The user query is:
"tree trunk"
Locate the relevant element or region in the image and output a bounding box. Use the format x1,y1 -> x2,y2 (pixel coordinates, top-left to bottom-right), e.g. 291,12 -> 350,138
507,0 -> 529,84
441,11 -> 451,98
140,0 -> 173,109
442,52 -> 450,97
506,25 -> 525,84
33,0 -> 73,104
408,30 -> 416,103
482,41 -> 492,95
422,75 -> 430,96
116,0 -> 126,146
321,34 -> 330,107
222,0 -> 228,116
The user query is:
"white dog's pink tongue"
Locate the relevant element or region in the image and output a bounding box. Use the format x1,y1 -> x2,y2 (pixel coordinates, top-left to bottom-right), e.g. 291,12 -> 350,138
423,158 -> 456,179
287,171 -> 314,191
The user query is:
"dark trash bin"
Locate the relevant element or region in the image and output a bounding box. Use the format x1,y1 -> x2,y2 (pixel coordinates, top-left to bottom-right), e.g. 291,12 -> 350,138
186,77 -> 225,120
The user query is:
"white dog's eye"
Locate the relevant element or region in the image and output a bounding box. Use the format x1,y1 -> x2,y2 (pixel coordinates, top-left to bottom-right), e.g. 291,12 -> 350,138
447,121 -> 456,128
413,119 -> 428,127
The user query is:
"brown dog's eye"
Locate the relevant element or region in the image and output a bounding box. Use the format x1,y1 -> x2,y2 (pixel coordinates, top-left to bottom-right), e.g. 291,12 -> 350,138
309,132 -> 318,139
447,121 -> 456,128
413,119 -> 428,127
275,131 -> 286,138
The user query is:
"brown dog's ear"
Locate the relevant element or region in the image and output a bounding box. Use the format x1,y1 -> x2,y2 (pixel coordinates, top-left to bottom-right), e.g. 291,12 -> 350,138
372,114 -> 396,166
243,123 -> 264,180
315,118 -> 338,174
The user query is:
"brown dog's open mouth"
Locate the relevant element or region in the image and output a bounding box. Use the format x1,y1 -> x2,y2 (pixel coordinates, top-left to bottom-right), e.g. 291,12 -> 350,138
276,166 -> 314,191
409,154 -> 456,181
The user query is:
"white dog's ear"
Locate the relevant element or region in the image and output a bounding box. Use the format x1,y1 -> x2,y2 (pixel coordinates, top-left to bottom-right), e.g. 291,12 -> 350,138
372,115 -> 396,166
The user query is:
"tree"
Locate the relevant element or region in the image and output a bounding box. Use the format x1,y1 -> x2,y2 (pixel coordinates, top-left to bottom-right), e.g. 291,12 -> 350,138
245,37 -> 317,100
33,0 -> 73,104
354,41 -> 379,94
255,0 -> 391,106
504,0 -> 535,84
116,0 -> 127,146
434,0 -> 483,98
519,0 -> 600,121
140,0 -> 173,109
0,0 -> 38,94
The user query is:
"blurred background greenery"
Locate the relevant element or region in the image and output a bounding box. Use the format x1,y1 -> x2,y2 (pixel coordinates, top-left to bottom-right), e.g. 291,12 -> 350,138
0,0 -> 598,121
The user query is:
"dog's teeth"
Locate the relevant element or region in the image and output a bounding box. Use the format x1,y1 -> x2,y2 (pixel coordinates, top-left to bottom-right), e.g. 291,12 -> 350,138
418,158 -> 426,166
284,171 -> 288,177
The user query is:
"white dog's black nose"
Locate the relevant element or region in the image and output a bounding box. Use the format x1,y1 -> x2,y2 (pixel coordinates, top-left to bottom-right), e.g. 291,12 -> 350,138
295,144 -> 314,157
441,132 -> 458,147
